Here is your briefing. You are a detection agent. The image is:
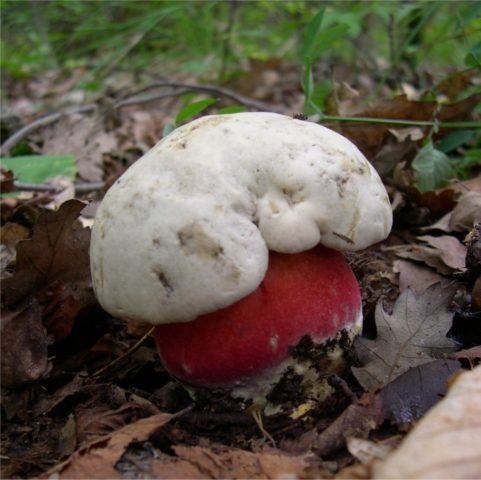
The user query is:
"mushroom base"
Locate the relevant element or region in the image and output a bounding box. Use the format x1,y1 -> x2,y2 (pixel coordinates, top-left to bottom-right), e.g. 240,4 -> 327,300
170,324 -> 361,416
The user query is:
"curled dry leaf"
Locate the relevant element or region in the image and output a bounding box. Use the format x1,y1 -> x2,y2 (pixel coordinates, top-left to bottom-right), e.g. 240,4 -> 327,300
417,235 -> 467,272
160,444 -> 321,480
332,92 -> 481,160
449,192 -> 481,232
388,126 -> 424,143
42,413 -> 174,479
390,234 -> 466,275
44,409 -> 322,480
2,199 -> 91,307
373,365 -> 481,479
346,437 -> 392,465
308,358 -> 459,461
352,283 -> 458,391
0,299 -> 50,387
424,186 -> 481,233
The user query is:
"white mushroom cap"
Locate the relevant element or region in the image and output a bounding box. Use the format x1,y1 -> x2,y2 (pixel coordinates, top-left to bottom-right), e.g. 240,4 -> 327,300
90,112 -> 392,325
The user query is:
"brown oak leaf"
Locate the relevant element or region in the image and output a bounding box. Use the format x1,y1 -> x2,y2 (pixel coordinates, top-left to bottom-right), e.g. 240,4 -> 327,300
352,283 -> 459,391
2,199 -> 91,307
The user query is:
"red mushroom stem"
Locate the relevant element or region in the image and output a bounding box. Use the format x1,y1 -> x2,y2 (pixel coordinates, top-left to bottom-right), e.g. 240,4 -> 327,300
154,245 -> 361,398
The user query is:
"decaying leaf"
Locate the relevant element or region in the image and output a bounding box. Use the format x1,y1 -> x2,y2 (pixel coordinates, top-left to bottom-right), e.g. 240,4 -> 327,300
0,221 -> 30,273
390,234 -> 466,275
373,365 -> 481,479
43,409 -> 323,480
1,299 -> 51,387
352,283 -> 458,391
378,359 -> 461,424
394,259 -> 446,295
313,393 -> 385,456
332,92 -> 481,160
2,199 -> 91,306
41,113 -> 117,182
157,444 -> 321,479
417,235 -> 467,272
449,191 -> 481,232
346,437 -> 392,465
424,187 -> 481,233
306,360 -> 459,459
43,413 -> 175,479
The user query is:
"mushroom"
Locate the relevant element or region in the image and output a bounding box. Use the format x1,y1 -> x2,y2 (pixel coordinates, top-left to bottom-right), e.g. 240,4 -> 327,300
90,112 -> 392,412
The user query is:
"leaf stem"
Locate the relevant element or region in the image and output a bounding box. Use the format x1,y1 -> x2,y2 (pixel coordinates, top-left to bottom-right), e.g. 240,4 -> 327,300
319,114 -> 481,129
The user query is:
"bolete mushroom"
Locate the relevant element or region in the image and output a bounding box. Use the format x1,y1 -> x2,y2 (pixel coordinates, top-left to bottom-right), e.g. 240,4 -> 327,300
90,112 -> 392,412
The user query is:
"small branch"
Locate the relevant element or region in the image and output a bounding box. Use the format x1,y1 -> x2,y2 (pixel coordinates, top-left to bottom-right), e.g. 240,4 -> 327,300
91,326 -> 155,378
1,82 -> 281,155
114,90 -> 194,109
118,81 -> 283,113
320,114 -> 481,129
0,104 -> 96,156
14,181 -> 105,194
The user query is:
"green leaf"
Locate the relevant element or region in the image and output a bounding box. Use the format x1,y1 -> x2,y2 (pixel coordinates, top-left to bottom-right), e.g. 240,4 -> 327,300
175,98 -> 218,125
301,8 -> 325,62
0,155 -> 77,184
216,106 -> 247,115
412,141 -> 454,192
307,23 -> 350,59
465,42 -> 481,69
437,130 -> 476,153
451,149 -> 481,179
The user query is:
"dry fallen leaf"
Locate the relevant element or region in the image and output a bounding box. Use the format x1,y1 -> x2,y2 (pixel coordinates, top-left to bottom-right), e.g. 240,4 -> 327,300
417,234 -> 467,272
352,283 -> 458,391
2,199 -> 91,306
378,359 -> 461,424
346,437 -> 392,465
313,393 -> 385,456
394,259 -> 446,295
41,113 -> 117,182
390,234 -> 466,275
42,412 -> 175,479
0,221 -> 30,273
373,365 -> 481,479
0,299 -> 51,387
424,187 -> 481,233
160,444 -> 321,479
449,191 -> 481,232
332,92 -> 481,159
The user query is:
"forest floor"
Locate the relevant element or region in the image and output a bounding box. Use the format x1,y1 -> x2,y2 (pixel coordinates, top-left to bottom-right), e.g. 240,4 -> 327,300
1,61 -> 480,479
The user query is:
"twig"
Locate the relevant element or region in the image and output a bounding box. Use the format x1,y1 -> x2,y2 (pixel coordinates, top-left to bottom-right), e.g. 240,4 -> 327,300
91,326 -> 155,378
117,81 -> 283,113
2,79 -> 478,158
114,90 -> 194,109
320,114 -> 481,129
0,104 -> 96,156
14,181 -> 105,193
1,82 -> 282,155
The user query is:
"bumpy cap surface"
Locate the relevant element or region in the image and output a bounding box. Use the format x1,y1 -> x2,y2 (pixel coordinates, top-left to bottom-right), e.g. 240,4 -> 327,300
90,112 -> 392,324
